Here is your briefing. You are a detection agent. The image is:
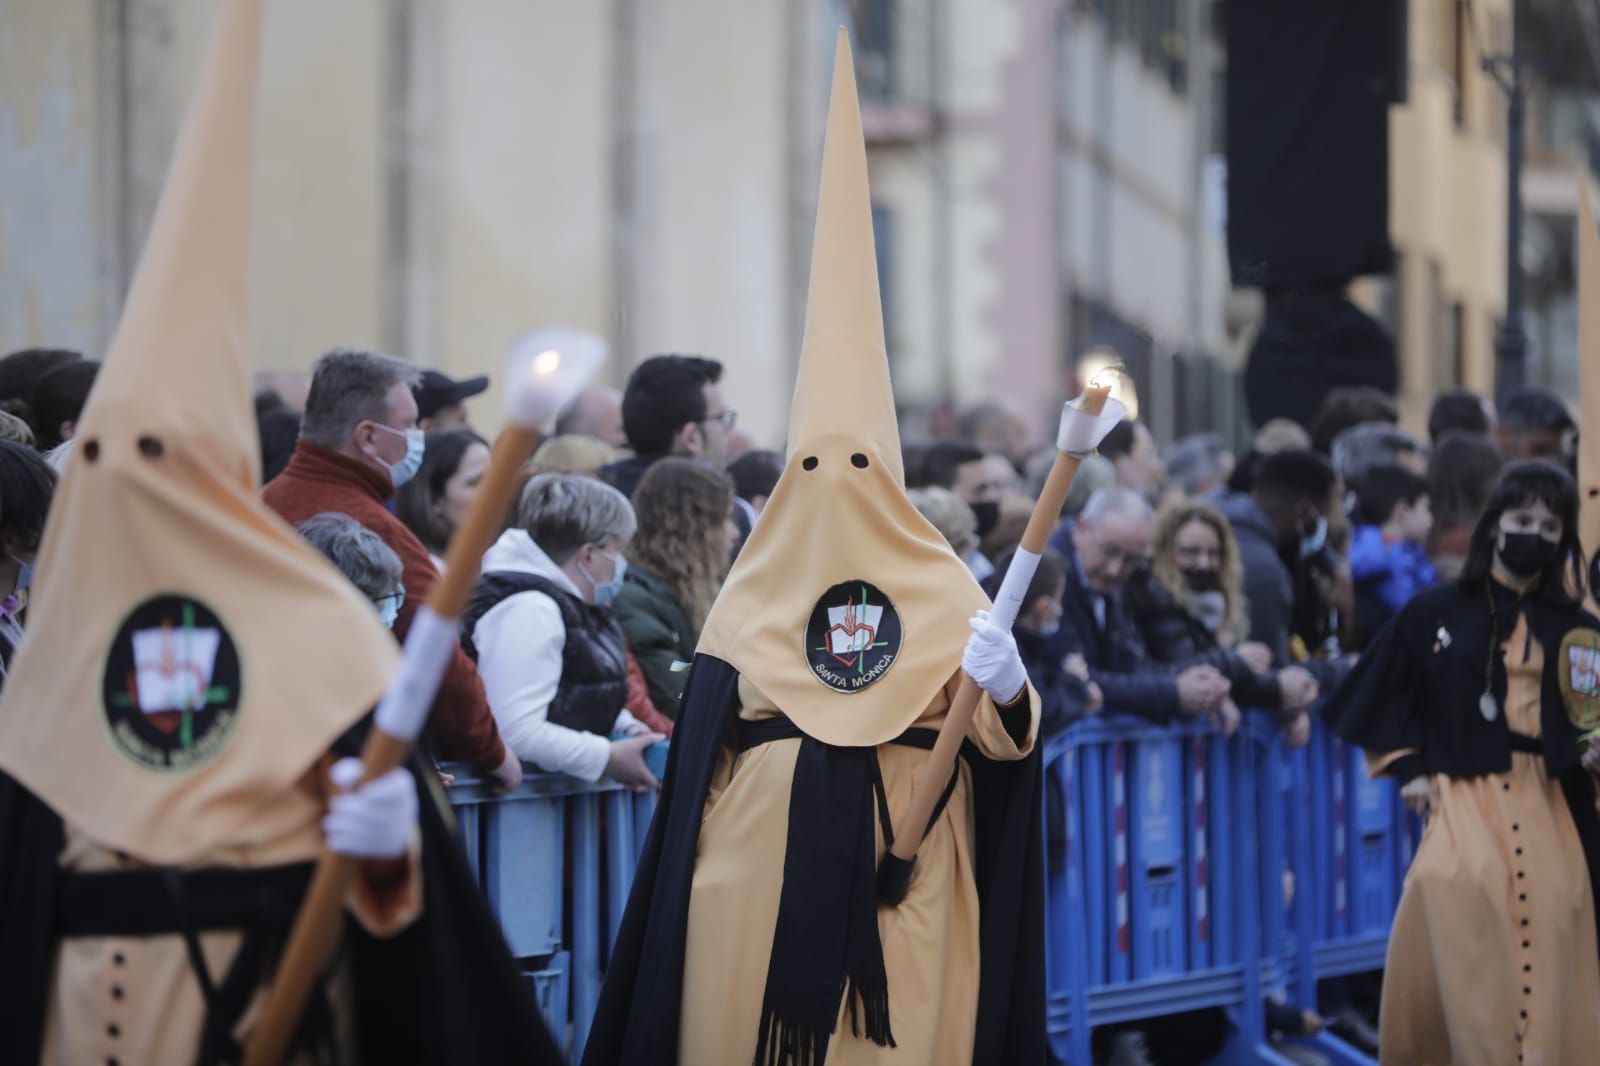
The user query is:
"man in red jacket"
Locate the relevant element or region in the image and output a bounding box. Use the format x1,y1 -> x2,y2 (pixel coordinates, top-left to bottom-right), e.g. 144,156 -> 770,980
264,347 -> 521,789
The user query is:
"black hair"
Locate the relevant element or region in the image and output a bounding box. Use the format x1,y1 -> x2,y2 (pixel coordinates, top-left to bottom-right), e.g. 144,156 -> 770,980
1354,463 -> 1428,527
1253,449 -> 1339,511
1226,449 -> 1265,494
983,545 -> 1067,617
727,449 -> 784,502
620,354 -> 723,457
1427,431 -> 1502,530
901,441 -> 933,488
1427,388 -> 1491,443
0,438 -> 58,554
395,427 -> 490,556
921,441 -> 986,490
0,348 -> 81,416
29,360 -> 100,451
257,411 -> 301,485
1498,386 -> 1574,435
1459,460 -> 1585,607
1099,420 -> 1137,461
1309,385 -> 1398,455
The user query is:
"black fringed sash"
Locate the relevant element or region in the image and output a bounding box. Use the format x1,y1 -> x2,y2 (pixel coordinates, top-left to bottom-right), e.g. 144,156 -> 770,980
754,736 -> 892,1066
737,718 -> 963,1066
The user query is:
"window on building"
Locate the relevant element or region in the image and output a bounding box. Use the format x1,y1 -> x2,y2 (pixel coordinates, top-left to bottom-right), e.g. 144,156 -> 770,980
851,0 -> 895,102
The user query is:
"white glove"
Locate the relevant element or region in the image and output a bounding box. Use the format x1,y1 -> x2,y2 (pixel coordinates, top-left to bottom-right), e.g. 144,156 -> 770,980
963,611 -> 1029,706
323,758 -> 418,860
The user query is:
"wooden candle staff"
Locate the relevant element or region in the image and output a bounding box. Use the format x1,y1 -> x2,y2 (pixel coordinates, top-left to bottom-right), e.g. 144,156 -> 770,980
245,330 -> 604,1066
880,382 -> 1123,902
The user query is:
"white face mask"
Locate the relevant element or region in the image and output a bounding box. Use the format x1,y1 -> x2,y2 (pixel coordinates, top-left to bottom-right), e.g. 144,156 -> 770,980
371,423 -> 426,488
375,589 -> 404,629
578,549 -> 628,606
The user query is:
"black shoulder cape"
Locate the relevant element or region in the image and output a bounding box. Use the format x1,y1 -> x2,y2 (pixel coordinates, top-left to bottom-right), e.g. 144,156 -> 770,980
0,756 -> 563,1065
1322,580 -> 1600,961
581,653 -> 1047,1066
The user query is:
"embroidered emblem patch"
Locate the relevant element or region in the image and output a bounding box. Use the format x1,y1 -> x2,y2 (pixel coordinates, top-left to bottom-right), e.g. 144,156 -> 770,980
805,581 -> 903,694
101,595 -> 242,772
1559,627 -> 1600,732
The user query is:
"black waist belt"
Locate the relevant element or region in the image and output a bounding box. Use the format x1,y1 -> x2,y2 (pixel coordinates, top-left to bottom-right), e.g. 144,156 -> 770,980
735,717 -> 961,853
58,862 -> 314,938
735,716 -> 941,754
58,861 -> 327,1066
1507,731 -> 1544,755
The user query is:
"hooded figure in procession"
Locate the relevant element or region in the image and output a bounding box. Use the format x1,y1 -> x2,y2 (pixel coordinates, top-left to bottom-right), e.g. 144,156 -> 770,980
584,31 -> 1047,1066
0,3 -> 558,1062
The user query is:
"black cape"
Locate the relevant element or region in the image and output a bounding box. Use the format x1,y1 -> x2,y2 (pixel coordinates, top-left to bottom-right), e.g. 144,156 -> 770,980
1322,580 -> 1600,961
0,752 -> 563,1065
581,654 -> 1047,1065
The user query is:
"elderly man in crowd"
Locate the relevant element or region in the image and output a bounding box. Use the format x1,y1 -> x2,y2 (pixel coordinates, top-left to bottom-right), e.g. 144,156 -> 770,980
264,347 -> 520,789
1042,488 -> 1232,723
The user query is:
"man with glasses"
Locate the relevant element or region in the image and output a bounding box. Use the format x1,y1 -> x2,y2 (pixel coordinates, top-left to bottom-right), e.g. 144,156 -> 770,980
600,353 -> 734,497
1044,488 -> 1232,722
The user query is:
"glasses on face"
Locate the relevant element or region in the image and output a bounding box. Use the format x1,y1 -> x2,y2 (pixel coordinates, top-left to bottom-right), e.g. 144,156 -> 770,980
375,589 -> 406,612
702,409 -> 738,431
1089,534 -> 1151,571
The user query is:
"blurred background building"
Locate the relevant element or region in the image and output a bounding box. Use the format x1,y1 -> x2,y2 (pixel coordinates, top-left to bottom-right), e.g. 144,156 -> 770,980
1,0 -> 1598,446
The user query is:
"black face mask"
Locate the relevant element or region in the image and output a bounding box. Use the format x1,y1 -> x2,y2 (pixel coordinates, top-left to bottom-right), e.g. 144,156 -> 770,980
1498,531 -> 1561,580
1182,568 -> 1222,593
970,501 -> 1000,539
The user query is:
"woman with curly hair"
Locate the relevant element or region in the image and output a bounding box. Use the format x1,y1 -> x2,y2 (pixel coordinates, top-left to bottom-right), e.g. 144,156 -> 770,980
614,457 -> 739,716
1125,499 -> 1321,739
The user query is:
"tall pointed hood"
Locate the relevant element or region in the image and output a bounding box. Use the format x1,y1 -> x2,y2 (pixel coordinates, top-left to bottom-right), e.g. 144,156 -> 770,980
0,0 -> 398,863
697,31 -> 989,746
1579,180 -> 1600,590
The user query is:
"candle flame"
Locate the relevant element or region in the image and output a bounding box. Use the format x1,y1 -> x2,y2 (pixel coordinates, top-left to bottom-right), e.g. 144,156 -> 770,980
532,349 -> 561,376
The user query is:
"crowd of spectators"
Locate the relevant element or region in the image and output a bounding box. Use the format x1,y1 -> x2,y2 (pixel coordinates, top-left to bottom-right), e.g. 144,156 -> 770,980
0,335 -> 1580,1065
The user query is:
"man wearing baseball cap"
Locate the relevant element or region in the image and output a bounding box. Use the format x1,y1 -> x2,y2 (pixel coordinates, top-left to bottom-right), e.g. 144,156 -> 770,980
414,368 -> 489,431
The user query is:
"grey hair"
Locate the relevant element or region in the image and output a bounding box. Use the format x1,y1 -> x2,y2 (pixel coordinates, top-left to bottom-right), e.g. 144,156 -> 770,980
300,348 -> 420,449
1331,422 -> 1420,488
517,472 -> 637,564
297,512 -> 403,601
1080,486 -> 1154,527
1165,434 -> 1229,496
907,485 -> 978,560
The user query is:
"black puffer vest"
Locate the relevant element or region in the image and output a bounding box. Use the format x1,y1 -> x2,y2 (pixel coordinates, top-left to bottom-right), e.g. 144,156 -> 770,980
461,571 -> 629,737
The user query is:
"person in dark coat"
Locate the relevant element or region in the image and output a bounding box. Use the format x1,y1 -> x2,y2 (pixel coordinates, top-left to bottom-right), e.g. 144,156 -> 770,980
1217,450 -> 1353,693
598,354 -> 732,497
1125,499 -> 1321,742
986,546 -> 1102,738
1042,489 -> 1232,724
613,458 -> 739,717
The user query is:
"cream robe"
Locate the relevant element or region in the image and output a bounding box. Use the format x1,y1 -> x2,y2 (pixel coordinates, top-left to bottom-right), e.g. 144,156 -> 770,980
679,674 -> 1037,1064
1376,614 -> 1600,1065
38,758 -> 421,1065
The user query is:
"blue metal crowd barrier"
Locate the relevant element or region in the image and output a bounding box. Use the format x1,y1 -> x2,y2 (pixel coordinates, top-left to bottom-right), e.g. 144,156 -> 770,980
1043,710 -> 1406,1066
443,758 -> 660,1062
441,712 -> 1413,1065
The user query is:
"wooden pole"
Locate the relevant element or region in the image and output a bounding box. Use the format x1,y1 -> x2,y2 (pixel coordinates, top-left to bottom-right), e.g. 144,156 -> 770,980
244,425 -> 541,1066
885,385 -> 1112,877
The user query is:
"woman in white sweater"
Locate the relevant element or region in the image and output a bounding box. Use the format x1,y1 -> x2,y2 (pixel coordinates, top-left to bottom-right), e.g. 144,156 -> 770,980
464,474 -> 663,790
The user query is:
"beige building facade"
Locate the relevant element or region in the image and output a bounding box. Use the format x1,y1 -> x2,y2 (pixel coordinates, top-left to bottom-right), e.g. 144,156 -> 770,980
0,0 -> 1545,448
